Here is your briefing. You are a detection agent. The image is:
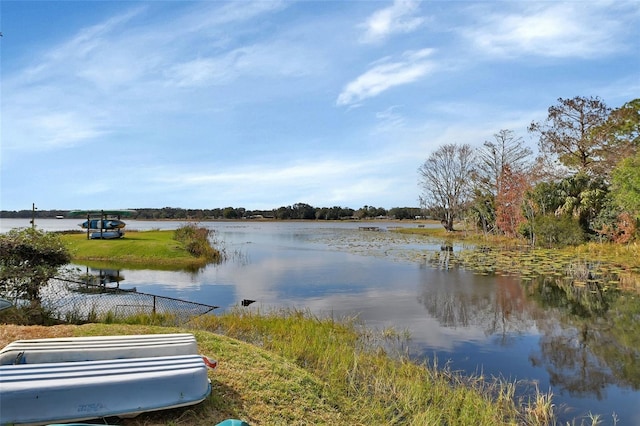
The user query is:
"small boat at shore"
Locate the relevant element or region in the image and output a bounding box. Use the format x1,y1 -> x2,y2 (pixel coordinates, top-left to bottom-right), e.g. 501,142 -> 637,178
0,334 -> 216,425
0,333 -> 199,365
0,355 -> 213,426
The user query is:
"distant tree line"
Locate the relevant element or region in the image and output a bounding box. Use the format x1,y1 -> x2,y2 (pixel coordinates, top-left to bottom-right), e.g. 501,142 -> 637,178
418,96 -> 640,247
1,205 -> 423,221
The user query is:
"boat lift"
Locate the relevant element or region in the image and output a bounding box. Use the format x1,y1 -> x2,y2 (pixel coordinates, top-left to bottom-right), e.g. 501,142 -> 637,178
68,209 -> 136,240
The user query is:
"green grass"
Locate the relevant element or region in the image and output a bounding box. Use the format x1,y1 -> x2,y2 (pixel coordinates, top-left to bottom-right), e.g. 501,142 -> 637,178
60,230 -> 216,270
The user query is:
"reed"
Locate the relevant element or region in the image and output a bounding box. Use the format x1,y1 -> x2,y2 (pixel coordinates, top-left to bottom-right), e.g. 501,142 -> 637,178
190,308 -> 555,425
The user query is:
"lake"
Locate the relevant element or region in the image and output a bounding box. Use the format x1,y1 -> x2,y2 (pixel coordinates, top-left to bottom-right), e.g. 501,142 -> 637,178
2,218 -> 639,424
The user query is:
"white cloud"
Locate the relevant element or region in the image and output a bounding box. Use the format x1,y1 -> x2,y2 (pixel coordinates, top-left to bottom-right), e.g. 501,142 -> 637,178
464,3 -> 629,58
2,1 -> 302,153
337,49 -> 435,106
155,158 -> 371,187
372,105 -> 406,134
137,154 -> 414,208
168,56 -> 236,87
360,0 -> 424,44
167,42 -> 316,88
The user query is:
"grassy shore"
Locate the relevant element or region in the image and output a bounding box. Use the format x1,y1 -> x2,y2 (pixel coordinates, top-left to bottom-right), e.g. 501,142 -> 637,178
60,229 -> 219,270
396,225 -> 640,271
0,311 -> 558,426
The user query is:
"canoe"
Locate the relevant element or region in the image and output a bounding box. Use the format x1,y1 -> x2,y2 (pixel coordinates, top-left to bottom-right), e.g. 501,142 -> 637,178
0,333 -> 199,365
89,230 -> 124,239
80,219 -> 126,230
0,355 -> 212,426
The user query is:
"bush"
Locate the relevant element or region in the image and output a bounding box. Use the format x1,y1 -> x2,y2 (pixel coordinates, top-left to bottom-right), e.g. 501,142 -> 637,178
526,215 -> 585,248
0,228 -> 71,324
173,224 -> 222,261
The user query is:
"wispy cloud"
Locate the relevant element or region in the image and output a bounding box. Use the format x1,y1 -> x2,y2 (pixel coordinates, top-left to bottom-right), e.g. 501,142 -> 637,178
337,49 -> 435,106
359,0 -> 424,44
372,105 -> 406,134
2,1 -> 296,154
463,2 -> 633,58
145,154 -> 410,207
167,41 -> 316,88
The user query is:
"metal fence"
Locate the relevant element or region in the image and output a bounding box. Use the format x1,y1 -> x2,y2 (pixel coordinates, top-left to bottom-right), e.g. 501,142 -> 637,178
41,277 -> 218,325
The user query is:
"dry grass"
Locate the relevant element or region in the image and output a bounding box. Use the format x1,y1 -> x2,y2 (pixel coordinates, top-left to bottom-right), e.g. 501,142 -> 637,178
0,324 -> 76,346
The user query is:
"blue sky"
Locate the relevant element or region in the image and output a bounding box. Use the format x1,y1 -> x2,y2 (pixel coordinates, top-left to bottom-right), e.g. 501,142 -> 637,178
1,0 -> 638,211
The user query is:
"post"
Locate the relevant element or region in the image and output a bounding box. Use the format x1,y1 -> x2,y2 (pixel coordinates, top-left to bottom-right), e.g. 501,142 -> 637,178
30,203 -> 37,229
100,210 -> 104,239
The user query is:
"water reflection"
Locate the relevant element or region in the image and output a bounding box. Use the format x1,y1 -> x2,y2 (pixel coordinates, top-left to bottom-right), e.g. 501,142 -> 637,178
528,276 -> 640,400
418,266 -> 537,341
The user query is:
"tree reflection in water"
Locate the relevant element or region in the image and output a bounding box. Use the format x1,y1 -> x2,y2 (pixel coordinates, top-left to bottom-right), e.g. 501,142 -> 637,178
528,276 -> 640,398
419,252 -> 640,401
417,261 -> 538,342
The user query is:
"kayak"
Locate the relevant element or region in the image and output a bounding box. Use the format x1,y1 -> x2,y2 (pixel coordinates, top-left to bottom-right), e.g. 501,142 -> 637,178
89,230 -> 124,239
80,219 -> 126,230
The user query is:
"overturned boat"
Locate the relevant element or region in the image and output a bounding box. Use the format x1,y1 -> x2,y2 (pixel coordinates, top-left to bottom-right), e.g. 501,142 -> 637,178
0,355 -> 213,425
0,334 -> 217,425
0,333 -> 199,365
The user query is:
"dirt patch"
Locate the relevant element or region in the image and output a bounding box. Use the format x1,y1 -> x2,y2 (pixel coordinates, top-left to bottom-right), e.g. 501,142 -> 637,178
0,324 -> 77,348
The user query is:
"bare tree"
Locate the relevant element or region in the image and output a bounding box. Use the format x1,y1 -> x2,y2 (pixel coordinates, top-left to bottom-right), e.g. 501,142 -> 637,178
418,143 -> 475,231
476,129 -> 532,196
472,129 -> 533,235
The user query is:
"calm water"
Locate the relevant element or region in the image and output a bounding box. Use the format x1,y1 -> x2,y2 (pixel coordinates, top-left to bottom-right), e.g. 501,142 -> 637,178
2,218 -> 639,424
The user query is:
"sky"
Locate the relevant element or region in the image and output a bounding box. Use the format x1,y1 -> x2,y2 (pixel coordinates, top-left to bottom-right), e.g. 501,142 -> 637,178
1,0 -> 638,211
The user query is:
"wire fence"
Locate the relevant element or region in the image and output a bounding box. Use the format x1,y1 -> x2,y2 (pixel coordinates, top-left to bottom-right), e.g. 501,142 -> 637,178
41,277 -> 218,326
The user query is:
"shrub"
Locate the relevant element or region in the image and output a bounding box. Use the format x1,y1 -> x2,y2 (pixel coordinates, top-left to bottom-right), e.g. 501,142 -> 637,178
528,215 -> 586,248
173,224 -> 222,261
0,228 -> 71,324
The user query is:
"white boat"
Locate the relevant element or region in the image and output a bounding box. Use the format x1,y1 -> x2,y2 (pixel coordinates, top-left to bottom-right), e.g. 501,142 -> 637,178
89,229 -> 124,239
0,333 -> 199,365
0,354 -> 212,426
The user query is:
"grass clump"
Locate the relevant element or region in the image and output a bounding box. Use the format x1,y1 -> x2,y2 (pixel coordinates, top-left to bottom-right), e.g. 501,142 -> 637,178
173,223 -> 223,262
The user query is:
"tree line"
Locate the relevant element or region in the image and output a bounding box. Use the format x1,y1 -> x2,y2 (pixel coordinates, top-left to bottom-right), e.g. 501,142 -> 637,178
418,96 -> 639,247
1,205 -> 424,221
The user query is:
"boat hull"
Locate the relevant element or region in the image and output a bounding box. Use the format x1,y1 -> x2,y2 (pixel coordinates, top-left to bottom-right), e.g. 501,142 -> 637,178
0,355 -> 211,426
89,230 -> 124,239
0,333 -> 198,365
